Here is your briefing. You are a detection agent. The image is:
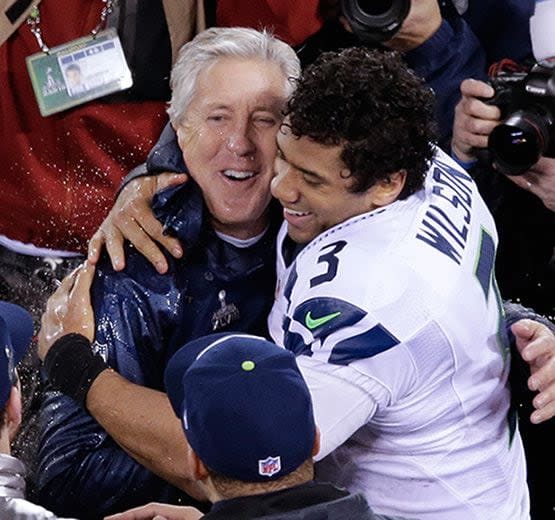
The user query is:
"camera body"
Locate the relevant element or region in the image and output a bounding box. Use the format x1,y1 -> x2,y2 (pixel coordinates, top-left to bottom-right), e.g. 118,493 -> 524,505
486,61 -> 555,176
340,0 -> 411,43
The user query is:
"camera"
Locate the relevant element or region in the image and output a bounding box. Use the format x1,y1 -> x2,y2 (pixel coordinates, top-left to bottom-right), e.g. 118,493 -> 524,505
486,61 -> 555,176
340,0 -> 411,44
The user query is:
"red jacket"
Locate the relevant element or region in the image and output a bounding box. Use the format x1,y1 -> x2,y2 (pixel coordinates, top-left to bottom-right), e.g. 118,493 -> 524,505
216,0 -> 323,46
0,0 -> 167,252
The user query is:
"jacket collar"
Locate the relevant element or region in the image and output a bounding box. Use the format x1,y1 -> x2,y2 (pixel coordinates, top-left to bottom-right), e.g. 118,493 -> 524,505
206,481 -> 373,519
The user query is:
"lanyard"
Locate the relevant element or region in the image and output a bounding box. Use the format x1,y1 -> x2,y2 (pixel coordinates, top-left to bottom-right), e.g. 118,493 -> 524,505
26,0 -> 115,53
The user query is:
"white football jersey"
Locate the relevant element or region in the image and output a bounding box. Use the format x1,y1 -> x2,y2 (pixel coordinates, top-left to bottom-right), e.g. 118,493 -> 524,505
268,148 -> 529,520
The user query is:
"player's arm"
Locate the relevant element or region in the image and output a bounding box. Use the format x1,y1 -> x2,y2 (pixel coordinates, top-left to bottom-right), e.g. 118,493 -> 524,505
296,355 -> 379,459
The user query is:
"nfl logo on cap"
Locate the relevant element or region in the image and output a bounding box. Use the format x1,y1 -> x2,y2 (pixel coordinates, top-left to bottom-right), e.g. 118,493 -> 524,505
258,456 -> 282,478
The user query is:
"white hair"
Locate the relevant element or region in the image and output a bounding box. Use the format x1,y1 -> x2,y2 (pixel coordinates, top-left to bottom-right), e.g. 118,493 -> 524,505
167,27 -> 301,125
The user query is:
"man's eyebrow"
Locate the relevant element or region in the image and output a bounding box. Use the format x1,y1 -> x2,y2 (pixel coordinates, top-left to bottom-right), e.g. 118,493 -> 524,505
205,103 -> 231,111
204,102 -> 281,113
276,142 -> 324,180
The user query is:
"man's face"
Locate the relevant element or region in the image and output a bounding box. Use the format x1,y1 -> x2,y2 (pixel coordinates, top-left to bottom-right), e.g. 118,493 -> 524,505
271,123 -> 375,244
176,57 -> 288,239
66,68 -> 82,87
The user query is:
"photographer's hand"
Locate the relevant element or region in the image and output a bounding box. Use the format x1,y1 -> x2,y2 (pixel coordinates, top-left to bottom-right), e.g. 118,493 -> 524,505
452,79 -> 501,164
511,157 -> 555,212
382,0 -> 441,51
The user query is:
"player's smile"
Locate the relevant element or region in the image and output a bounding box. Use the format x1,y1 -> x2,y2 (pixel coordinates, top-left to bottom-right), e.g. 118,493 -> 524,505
271,123 -> 376,244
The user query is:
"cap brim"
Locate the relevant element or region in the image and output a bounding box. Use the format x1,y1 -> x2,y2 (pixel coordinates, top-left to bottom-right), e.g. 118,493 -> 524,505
0,302 -> 34,364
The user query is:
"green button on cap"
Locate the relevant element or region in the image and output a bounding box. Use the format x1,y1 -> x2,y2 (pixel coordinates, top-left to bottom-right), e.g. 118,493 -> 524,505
241,360 -> 255,371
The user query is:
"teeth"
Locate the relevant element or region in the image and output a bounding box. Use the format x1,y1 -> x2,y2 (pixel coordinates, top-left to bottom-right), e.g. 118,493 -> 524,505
284,208 -> 310,217
223,170 -> 256,180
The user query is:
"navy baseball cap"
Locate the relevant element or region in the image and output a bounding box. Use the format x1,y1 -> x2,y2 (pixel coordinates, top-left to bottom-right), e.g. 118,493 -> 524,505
165,333 -> 316,482
0,302 -> 34,408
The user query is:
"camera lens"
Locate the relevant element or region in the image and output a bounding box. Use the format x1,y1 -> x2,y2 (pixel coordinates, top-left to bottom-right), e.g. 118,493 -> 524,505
340,0 -> 411,43
355,0 -> 395,16
488,110 -> 551,175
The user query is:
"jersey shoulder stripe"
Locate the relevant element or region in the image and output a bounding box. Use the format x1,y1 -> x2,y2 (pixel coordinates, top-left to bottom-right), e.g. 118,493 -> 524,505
328,323 -> 400,366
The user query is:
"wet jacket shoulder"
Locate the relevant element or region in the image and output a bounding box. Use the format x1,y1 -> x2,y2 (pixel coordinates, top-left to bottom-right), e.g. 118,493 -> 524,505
37,124 -> 279,517
203,481 -> 411,520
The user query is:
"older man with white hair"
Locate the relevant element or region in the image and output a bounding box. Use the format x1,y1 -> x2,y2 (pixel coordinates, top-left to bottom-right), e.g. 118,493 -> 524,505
35,27 -> 300,519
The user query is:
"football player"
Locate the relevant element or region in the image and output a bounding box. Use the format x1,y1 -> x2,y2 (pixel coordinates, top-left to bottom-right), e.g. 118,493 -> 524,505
269,47 -> 529,519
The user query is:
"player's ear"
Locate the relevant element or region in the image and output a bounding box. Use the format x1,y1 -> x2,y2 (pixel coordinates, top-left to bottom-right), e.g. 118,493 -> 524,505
6,385 -> 22,442
188,445 -> 209,481
370,169 -> 407,207
312,427 -> 321,457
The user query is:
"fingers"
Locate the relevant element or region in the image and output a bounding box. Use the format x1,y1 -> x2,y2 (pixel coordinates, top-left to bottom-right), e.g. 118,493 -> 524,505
88,229 -> 104,265
70,261 -> 96,301
531,385 -> 555,424
508,161 -> 555,211
511,319 -> 534,350
155,172 -> 188,192
104,503 -> 201,520
112,212 -> 170,274
88,224 -> 127,271
103,222 -> 128,272
512,319 -> 555,423
512,319 -> 545,357
459,78 -> 495,100
509,174 -> 537,194
136,206 -> 183,260
452,80 -> 502,163
112,179 -> 186,273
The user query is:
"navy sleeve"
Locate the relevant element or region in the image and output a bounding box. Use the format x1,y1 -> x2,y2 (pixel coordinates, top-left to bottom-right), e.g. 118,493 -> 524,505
36,251 -> 184,518
463,0 -> 534,65
404,17 -> 487,148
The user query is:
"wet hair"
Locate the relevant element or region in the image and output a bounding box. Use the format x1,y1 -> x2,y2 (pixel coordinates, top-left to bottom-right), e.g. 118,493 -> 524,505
168,27 -> 301,125
285,47 -> 437,198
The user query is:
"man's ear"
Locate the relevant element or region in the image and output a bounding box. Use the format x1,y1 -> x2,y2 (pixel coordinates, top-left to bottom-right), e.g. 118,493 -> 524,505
370,170 -> 407,207
312,427 -> 321,457
188,444 -> 210,481
5,386 -> 22,442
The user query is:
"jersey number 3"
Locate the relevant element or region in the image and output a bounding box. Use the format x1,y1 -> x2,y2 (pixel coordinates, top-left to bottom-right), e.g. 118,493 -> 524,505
310,241 -> 347,288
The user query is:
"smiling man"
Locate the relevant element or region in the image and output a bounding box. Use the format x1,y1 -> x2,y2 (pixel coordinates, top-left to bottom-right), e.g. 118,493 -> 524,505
267,48 -> 529,519
35,27 -> 300,518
